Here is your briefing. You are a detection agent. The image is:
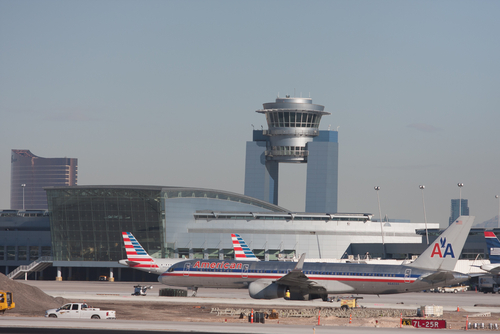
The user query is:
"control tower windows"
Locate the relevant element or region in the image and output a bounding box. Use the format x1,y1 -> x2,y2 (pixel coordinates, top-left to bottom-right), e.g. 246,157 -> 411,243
268,146 -> 307,157
266,111 -> 322,128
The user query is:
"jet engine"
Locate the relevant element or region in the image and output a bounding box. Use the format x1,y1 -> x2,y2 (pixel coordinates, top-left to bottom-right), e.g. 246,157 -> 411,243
248,279 -> 286,299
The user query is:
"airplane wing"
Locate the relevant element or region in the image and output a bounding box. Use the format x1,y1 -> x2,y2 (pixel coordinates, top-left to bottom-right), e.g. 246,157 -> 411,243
275,254 -> 327,294
480,263 -> 500,275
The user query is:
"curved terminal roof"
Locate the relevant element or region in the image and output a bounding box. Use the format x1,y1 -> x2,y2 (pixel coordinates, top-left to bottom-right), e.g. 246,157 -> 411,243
45,185 -> 289,212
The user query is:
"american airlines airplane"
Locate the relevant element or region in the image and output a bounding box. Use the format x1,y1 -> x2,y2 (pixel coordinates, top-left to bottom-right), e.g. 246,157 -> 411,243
118,232 -> 259,275
480,231 -> 500,274
158,216 -> 475,300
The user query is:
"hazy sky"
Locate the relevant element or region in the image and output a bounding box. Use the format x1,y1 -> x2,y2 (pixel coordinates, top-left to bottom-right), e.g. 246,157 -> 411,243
1,1 -> 499,228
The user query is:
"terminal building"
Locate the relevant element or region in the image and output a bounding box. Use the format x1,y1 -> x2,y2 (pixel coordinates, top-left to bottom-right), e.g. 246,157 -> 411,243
2,184 -> 488,282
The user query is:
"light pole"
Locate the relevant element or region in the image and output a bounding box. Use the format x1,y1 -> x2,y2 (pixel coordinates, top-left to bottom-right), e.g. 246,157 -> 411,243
374,186 -> 386,258
457,183 -> 464,220
21,184 -> 26,210
496,195 -> 500,228
419,185 -> 429,245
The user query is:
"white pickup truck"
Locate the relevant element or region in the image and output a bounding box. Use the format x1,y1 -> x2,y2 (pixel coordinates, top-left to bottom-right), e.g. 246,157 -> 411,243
45,302 -> 116,319
440,285 -> 469,293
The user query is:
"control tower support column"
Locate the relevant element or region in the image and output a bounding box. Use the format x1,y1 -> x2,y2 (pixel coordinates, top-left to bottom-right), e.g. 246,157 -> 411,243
305,131 -> 339,213
244,132 -> 279,204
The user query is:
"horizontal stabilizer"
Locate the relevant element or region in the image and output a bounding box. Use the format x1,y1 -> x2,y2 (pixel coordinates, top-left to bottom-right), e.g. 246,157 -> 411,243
418,271 -> 469,284
418,271 -> 455,283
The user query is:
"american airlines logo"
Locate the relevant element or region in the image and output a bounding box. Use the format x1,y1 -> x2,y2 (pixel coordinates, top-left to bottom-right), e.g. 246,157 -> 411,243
430,237 -> 455,258
192,261 -> 243,270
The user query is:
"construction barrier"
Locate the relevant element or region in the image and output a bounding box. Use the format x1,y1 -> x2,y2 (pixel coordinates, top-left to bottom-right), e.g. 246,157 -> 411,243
159,288 -> 187,297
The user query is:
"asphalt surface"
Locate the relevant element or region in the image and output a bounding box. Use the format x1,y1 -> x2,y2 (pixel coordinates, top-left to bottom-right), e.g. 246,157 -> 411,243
0,317 -> 481,334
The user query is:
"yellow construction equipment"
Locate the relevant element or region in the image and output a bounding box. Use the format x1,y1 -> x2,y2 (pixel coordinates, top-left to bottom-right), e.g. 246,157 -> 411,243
0,291 -> 15,314
340,296 -> 363,310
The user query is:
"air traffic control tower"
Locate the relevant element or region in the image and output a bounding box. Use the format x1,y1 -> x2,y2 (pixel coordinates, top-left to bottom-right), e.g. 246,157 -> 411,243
244,96 -> 338,213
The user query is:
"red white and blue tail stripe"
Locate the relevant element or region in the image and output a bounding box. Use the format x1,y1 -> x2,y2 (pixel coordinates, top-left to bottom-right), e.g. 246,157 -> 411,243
231,233 -> 259,261
485,231 -> 500,264
122,232 -> 159,269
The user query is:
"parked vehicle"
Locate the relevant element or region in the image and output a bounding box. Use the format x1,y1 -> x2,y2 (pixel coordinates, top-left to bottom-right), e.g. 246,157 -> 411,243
478,276 -> 499,293
0,291 -> 15,314
441,285 -> 468,293
45,302 -> 116,319
338,297 -> 363,310
132,285 -> 153,296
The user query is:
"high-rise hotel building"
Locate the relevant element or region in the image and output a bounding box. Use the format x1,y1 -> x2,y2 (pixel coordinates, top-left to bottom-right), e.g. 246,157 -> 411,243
10,149 -> 78,210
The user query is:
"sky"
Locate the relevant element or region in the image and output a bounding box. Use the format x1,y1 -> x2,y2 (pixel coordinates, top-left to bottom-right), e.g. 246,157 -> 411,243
1,0 -> 499,228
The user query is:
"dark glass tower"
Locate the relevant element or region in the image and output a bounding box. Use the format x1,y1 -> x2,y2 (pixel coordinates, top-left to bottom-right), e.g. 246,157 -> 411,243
449,199 -> 469,225
10,149 -> 78,210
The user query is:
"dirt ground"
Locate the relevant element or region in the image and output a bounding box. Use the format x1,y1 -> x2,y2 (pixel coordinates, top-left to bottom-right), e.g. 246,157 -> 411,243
84,301 -> 491,330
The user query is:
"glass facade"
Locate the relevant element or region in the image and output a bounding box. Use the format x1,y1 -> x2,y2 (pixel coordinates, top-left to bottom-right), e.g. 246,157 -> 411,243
268,146 -> 308,157
46,187 -> 163,262
449,199 -> 470,225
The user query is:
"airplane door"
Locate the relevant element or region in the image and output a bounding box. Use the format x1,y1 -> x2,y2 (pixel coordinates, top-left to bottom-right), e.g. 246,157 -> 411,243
404,269 -> 411,283
183,263 -> 191,277
242,264 -> 249,278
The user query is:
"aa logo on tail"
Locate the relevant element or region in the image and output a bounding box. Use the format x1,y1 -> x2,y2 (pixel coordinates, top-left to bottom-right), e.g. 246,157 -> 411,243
430,237 -> 455,258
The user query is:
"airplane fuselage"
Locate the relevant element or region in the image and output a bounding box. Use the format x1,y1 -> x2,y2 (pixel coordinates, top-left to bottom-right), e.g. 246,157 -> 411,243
119,258 -> 182,275
159,259 -> 468,295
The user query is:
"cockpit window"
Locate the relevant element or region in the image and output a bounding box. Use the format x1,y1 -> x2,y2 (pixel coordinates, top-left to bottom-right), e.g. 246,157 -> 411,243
167,267 -> 174,272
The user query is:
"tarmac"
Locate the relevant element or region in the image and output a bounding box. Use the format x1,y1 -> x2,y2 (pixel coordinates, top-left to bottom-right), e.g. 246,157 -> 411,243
19,279 -> 500,313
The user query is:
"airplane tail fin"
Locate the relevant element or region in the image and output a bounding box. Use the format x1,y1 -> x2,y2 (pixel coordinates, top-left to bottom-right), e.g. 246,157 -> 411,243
231,233 -> 259,261
409,216 -> 475,271
485,231 -> 500,264
122,232 -> 159,270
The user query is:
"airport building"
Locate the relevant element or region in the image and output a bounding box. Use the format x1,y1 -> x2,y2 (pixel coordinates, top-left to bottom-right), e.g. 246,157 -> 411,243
0,209 -> 53,278
10,149 -> 78,210
0,186 -> 493,281
0,183 -> 444,281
